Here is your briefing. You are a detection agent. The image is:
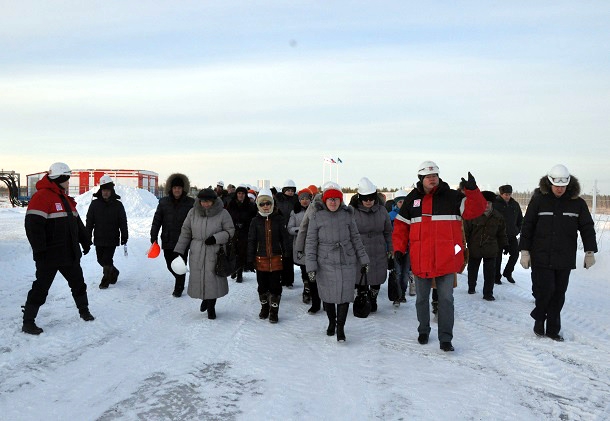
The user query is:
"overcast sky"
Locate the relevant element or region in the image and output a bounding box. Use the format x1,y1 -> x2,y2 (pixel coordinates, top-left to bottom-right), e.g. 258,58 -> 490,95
2,1 -> 609,194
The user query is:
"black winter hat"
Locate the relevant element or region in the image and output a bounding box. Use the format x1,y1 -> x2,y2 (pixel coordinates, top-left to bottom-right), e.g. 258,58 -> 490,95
236,186 -> 248,194
499,184 -> 513,194
171,177 -> 185,188
482,191 -> 497,202
197,188 -> 217,201
52,174 -> 70,185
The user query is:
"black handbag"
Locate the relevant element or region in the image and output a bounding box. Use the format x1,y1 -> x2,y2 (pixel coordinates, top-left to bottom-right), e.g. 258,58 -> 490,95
387,269 -> 401,302
214,237 -> 237,277
353,273 -> 372,318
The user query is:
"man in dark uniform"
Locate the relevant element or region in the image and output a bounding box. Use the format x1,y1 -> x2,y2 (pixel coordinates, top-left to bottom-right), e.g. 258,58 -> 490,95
22,162 -> 94,335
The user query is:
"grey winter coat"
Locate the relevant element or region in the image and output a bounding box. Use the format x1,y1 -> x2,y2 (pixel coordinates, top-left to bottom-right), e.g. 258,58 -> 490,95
174,198 -> 235,300
288,206 -> 307,265
294,193 -> 323,255
351,203 -> 393,286
305,202 -> 369,304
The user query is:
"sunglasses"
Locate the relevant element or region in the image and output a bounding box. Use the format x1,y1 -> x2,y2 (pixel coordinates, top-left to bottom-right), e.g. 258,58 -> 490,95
259,201 -> 273,207
550,176 -> 569,184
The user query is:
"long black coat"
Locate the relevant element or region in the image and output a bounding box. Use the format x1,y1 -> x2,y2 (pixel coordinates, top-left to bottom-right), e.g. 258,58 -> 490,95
274,192 -> 298,250
86,190 -> 128,246
150,174 -> 195,250
493,197 -> 523,238
519,176 -> 597,269
227,197 -> 258,265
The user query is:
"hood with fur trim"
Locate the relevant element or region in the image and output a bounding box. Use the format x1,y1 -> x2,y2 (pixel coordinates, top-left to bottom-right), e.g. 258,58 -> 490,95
537,174 -> 581,199
165,173 -> 191,196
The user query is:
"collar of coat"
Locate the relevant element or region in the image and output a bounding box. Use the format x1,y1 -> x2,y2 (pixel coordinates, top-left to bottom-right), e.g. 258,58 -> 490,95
194,197 -> 225,217
314,201 -> 353,214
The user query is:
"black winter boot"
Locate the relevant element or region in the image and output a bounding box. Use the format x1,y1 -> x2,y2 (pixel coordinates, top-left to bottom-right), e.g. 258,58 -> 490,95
308,281 -> 321,314
109,266 -> 120,284
534,320 -> 545,337
258,293 -> 270,319
207,299 -> 217,320
324,302 -> 336,336
369,288 -> 379,313
173,274 -> 185,297
200,300 -> 207,312
79,307 -> 95,321
336,303 -> 349,342
22,304 -> 43,335
236,269 -> 243,283
100,266 -> 112,289
73,294 -> 94,321
268,294 -> 281,323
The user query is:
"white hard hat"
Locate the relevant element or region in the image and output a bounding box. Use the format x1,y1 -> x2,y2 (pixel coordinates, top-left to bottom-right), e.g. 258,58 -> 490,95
99,174 -> 114,186
417,161 -> 440,177
322,181 -> 341,191
171,256 -> 187,275
283,179 -> 297,189
547,164 -> 571,186
216,181 -> 224,187
357,177 -> 377,195
394,189 -> 408,200
48,162 -> 71,179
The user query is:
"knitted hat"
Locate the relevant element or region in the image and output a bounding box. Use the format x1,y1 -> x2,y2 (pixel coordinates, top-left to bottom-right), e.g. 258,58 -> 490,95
197,188 -> 217,201
297,188 -> 313,200
248,192 -> 256,201
308,184 -> 319,195
322,187 -> 343,203
499,185 -> 512,194
256,188 -> 274,215
171,177 -> 185,188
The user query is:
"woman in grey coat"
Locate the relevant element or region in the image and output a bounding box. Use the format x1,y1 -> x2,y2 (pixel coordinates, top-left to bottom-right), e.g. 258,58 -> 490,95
305,185 -> 369,342
174,189 -> 235,319
351,177 -> 393,312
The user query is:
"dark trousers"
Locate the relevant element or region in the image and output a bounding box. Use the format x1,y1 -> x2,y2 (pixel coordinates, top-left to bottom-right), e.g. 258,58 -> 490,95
281,253 -> 295,286
257,270 -> 283,296
496,236 -> 519,279
95,245 -> 116,267
530,267 -> 571,335
298,264 -> 308,283
26,260 -> 88,308
468,256 -> 496,297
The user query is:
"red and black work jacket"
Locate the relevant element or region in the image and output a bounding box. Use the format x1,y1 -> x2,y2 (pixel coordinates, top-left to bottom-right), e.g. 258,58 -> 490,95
392,180 -> 486,279
25,176 -> 91,266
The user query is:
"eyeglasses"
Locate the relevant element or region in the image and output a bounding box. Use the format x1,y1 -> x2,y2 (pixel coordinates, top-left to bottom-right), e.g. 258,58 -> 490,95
326,198 -> 341,203
550,176 -> 569,184
259,201 -> 272,207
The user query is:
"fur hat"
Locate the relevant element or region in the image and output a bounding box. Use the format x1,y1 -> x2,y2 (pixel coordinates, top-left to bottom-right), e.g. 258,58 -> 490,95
499,185 -> 512,194
171,177 -> 185,188
197,188 -> 217,201
236,185 -> 248,194
482,190 -> 497,202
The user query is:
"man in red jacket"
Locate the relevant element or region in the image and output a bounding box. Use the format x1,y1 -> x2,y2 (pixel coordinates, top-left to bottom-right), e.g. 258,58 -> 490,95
392,161 -> 486,351
22,162 -> 94,335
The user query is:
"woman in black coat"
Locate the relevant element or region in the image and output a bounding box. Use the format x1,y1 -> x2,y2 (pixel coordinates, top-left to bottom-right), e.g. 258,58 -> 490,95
227,185 -> 258,282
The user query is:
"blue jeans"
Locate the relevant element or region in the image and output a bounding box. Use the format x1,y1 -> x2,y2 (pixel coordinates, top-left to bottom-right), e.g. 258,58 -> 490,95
394,251 -> 411,297
415,273 -> 454,342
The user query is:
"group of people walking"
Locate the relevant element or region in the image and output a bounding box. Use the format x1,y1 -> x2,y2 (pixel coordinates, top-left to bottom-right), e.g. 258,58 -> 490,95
21,161 -> 597,350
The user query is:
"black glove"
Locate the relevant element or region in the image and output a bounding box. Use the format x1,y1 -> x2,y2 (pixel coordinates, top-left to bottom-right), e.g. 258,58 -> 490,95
33,251 -> 45,262
394,251 -> 405,265
361,264 -> 369,274
297,251 -> 304,260
121,239 -> 127,245
460,172 -> 477,190
503,246 -> 510,255
151,237 -> 157,244
82,245 -> 91,255
245,262 -> 255,272
387,256 -> 395,270
204,236 -> 216,245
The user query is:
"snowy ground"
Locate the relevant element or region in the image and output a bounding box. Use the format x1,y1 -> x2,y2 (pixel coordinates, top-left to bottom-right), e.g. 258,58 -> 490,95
1,187 -> 609,421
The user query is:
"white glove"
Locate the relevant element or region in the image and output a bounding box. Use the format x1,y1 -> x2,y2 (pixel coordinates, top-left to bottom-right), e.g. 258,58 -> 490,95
520,250 -> 530,269
584,251 -> 595,269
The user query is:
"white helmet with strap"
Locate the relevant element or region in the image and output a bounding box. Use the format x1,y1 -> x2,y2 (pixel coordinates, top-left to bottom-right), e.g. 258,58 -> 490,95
547,164 -> 570,186
48,162 -> 71,179
417,161 -> 439,177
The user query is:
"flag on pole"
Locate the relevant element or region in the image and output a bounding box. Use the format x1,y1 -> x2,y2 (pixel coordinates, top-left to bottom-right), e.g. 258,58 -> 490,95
337,157 -> 343,163
324,157 -> 336,164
